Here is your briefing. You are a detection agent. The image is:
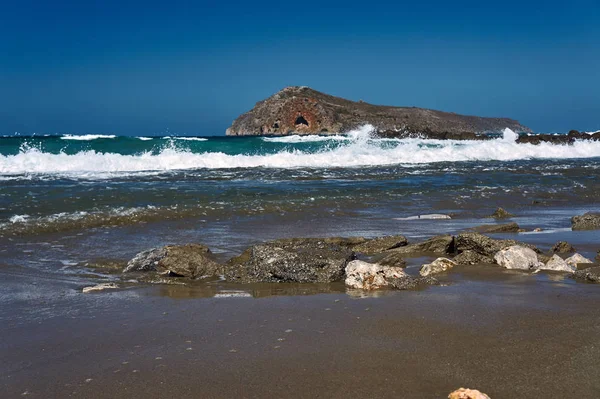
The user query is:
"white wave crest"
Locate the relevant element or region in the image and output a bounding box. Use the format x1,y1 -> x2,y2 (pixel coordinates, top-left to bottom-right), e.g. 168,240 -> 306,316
137,137 -> 154,141
60,134 -> 117,141
2,126 -> 600,178
262,125 -> 374,143
263,135 -> 350,143
172,137 -> 208,141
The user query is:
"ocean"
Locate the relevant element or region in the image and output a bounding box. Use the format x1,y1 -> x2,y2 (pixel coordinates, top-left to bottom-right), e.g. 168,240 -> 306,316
3,125 -> 600,398
1,125 -> 600,273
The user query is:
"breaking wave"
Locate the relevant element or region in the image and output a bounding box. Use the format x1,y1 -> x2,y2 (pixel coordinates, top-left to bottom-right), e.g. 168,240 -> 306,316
2,125 -> 600,178
60,134 -> 117,141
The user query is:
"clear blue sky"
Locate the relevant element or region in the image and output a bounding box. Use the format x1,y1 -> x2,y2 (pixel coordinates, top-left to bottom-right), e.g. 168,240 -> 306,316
1,0 -> 599,135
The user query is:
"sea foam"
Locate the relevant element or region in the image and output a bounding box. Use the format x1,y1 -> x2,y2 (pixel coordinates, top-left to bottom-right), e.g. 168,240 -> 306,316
2,125 -> 600,178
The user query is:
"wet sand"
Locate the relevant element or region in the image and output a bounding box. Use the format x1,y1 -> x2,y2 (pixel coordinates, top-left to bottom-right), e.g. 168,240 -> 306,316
2,262 -> 600,398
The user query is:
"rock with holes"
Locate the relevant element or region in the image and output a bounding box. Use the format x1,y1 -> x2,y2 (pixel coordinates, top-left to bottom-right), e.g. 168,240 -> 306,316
540,255 -> 575,273
570,266 -> 600,283
565,253 -> 593,269
124,244 -> 221,279
420,257 -> 457,276
344,260 -> 438,290
571,212 -> 600,230
224,238 -> 354,283
453,250 -> 494,265
494,245 -> 543,271
344,260 -> 408,290
448,388 -> 491,399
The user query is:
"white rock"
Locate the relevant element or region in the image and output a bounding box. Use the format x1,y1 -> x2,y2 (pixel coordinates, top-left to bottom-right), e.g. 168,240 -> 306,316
540,254 -> 575,273
82,283 -> 119,293
494,245 -> 543,271
419,257 -> 457,277
345,260 -> 407,290
565,253 -> 593,269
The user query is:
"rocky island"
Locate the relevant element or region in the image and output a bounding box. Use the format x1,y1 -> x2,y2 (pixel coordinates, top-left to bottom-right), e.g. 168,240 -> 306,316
226,86 -> 533,139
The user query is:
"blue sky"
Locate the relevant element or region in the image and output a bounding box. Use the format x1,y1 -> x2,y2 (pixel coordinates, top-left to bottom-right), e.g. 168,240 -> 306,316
1,1 -> 599,135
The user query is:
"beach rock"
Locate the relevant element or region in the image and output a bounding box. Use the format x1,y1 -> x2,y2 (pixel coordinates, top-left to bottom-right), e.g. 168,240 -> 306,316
494,245 -> 543,271
540,255 -> 575,273
224,238 -> 354,283
597,251 -> 600,262
551,241 -> 575,253
344,260 -> 407,290
448,388 -> 491,399
351,235 -> 408,255
419,257 -> 457,276
82,283 -> 119,293
565,253 -> 593,269
374,251 -> 407,268
472,222 -> 520,233
226,86 -> 531,137
455,233 -> 539,258
387,235 -> 454,255
488,207 -> 514,219
389,275 -> 440,290
571,212 -> 600,230
124,244 -> 221,279
570,266 -> 600,283
453,250 -> 494,265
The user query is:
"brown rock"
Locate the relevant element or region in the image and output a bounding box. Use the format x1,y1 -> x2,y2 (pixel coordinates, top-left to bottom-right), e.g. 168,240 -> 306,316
472,222 -> 520,233
386,235 -> 454,255
551,241 -> 575,254
226,86 -> 531,137
124,244 -> 221,279
571,212 -> 600,231
487,207 -> 514,219
351,235 -> 408,255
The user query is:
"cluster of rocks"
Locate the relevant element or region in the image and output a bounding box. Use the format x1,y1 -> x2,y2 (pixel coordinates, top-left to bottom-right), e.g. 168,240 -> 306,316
516,130 -> 600,144
113,222 -> 598,292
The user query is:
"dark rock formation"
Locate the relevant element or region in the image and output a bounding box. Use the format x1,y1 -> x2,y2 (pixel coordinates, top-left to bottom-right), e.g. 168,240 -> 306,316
517,130 -> 600,144
351,235 -> 408,255
551,241 -> 575,254
389,276 -> 440,290
453,250 -> 494,265
124,244 -> 221,278
571,212 -> 600,231
385,235 -> 454,255
373,251 -> 407,268
487,207 -> 514,219
455,233 -> 539,258
570,266 -> 600,283
227,86 -> 531,137
224,238 -> 355,283
472,222 -> 520,233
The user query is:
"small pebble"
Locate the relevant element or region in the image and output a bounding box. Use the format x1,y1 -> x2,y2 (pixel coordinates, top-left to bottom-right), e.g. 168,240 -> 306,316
229,349 -> 238,353
285,329 -> 292,333
155,357 -> 162,360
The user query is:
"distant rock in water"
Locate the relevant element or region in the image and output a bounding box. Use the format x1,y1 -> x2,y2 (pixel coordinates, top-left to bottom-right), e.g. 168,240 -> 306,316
571,212 -> 600,231
226,86 -> 532,137
487,207 -> 514,219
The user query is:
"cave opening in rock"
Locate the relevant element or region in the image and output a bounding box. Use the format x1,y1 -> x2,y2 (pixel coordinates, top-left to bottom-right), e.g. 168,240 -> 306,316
295,115 -> 309,126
